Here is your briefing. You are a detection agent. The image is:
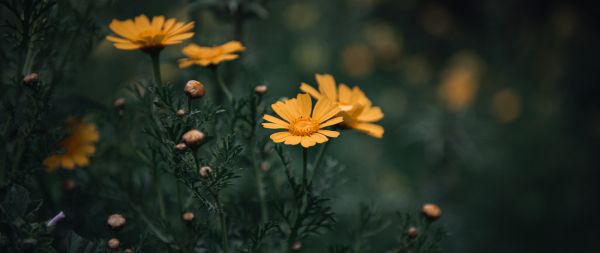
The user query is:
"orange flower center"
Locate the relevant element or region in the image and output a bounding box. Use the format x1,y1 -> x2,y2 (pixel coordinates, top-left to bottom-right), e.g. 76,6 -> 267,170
289,117 -> 319,136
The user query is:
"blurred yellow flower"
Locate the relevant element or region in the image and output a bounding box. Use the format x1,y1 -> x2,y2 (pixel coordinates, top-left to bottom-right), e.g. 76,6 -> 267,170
262,93 -> 343,148
179,41 -> 245,68
438,51 -> 483,111
106,15 -> 194,52
339,44 -> 375,78
491,89 -> 521,124
43,120 -> 100,172
300,74 -> 384,138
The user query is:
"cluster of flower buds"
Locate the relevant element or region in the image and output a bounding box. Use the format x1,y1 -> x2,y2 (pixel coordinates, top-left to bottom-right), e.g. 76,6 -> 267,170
182,129 -> 206,147
184,80 -> 206,99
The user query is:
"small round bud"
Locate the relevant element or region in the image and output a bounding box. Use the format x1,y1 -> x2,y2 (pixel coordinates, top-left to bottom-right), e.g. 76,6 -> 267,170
113,98 -> 126,109
182,211 -> 195,221
407,226 -> 418,238
175,143 -> 187,152
182,129 -> 205,147
107,238 -> 120,249
107,214 -> 126,229
176,109 -> 186,118
421,203 -> 442,221
260,161 -> 270,172
62,179 -> 76,191
290,241 -> 302,251
124,249 -> 133,253
23,73 -> 39,86
184,80 -> 206,99
199,166 -> 212,178
254,85 -> 268,94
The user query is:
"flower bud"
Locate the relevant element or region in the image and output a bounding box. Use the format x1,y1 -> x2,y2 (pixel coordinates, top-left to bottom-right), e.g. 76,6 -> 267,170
46,211 -> 66,227
23,73 -> 39,86
113,98 -> 126,109
421,203 -> 442,221
182,211 -> 195,221
260,161 -> 270,172
290,241 -> 302,251
124,249 -> 133,253
175,143 -> 187,152
199,166 -> 212,178
107,238 -> 120,249
255,85 -> 268,94
407,226 -> 418,238
182,129 -> 205,147
184,80 -> 206,99
176,109 -> 186,118
107,214 -> 126,230
63,179 -> 76,191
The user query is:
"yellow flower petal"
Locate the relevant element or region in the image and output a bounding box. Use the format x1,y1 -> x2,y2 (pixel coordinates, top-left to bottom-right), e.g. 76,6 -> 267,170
319,116 -> 343,128
270,132 -> 291,142
352,123 -> 384,138
263,114 -> 290,126
310,133 -> 328,143
299,83 -> 322,99
316,73 -> 337,100
262,123 -> 288,129
284,135 -> 302,145
318,130 -> 340,137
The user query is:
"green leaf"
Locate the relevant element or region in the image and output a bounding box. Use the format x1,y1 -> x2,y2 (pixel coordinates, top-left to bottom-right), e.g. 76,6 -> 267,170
0,184 -> 31,222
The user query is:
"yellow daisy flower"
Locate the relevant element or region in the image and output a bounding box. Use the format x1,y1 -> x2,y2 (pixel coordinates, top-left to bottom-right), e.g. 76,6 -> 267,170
43,120 -> 100,172
300,74 -> 384,138
178,41 -> 246,68
262,93 -> 343,148
106,15 -> 194,52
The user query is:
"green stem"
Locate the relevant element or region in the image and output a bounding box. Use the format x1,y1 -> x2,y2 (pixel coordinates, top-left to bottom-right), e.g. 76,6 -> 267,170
310,141 -> 330,181
214,193 -> 229,253
214,66 -> 233,103
250,136 -> 269,223
150,52 -> 163,86
152,156 -> 166,220
302,148 -> 308,187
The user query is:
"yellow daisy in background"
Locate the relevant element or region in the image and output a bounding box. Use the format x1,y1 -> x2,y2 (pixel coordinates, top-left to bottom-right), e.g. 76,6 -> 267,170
43,120 -> 100,172
179,41 -> 246,68
106,15 -> 194,52
262,93 -> 343,148
300,74 -> 384,138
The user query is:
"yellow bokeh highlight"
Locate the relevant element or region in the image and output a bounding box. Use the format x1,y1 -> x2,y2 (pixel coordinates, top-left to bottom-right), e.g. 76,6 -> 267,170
438,51 -> 484,112
491,89 -> 522,124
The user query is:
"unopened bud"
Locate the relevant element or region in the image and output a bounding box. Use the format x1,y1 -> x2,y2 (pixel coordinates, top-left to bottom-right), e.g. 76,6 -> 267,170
63,179 -> 76,191
182,129 -> 205,146
175,143 -> 187,151
107,238 -> 120,249
421,203 -> 442,221
184,80 -> 206,99
124,249 -> 133,253
199,166 -> 212,178
107,214 -> 126,230
290,241 -> 302,251
113,98 -> 126,109
255,85 -> 268,94
46,211 -> 66,227
23,73 -> 39,86
407,226 -> 418,238
182,211 -> 195,221
260,161 -> 270,172
176,109 -> 186,118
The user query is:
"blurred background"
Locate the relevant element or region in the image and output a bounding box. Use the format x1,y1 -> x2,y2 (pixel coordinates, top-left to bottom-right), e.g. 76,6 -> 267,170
52,0 -> 600,252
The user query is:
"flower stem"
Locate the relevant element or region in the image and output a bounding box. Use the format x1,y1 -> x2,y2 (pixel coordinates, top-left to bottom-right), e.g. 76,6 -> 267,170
214,193 -> 229,253
149,52 -> 163,86
250,136 -> 269,223
213,66 -> 233,103
302,148 -> 308,187
310,140 -> 330,181
151,155 -> 166,220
